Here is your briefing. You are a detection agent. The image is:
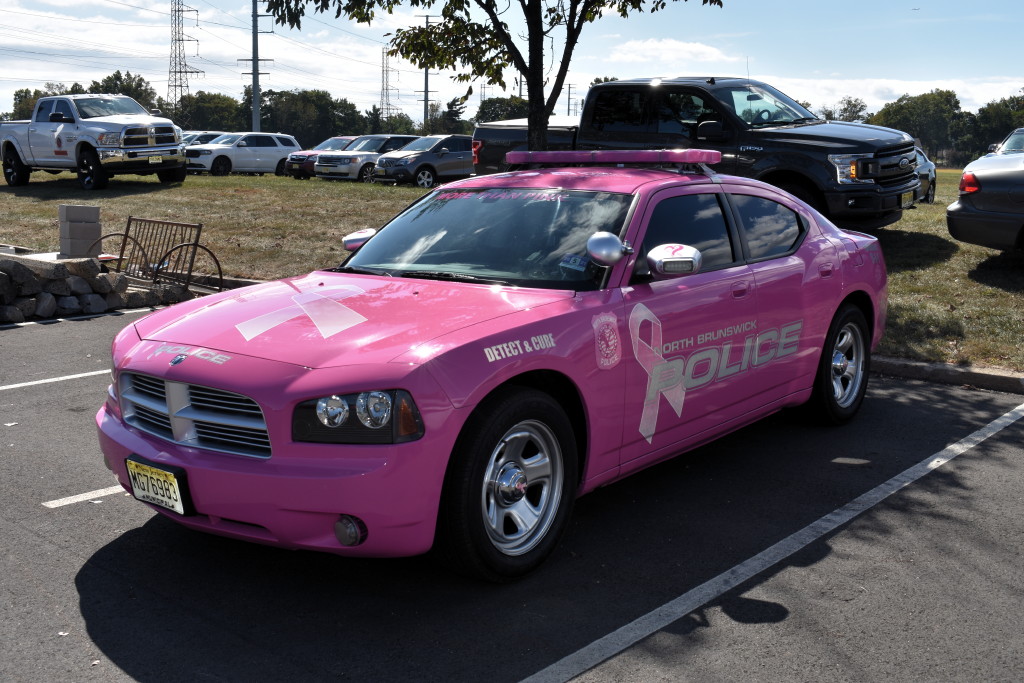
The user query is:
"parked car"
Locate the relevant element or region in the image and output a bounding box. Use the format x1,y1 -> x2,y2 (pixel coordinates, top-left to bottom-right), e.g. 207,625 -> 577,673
947,151 -> 1024,252
915,147 -> 936,203
96,148 -> 888,581
285,135 -> 357,180
185,132 -> 300,176
987,127 -> 1024,155
182,131 -> 226,145
374,134 -> 474,187
314,134 -> 418,182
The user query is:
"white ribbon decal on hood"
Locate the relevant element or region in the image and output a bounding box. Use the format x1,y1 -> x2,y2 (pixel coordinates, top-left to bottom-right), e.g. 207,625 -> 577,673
235,285 -> 367,341
630,303 -> 686,443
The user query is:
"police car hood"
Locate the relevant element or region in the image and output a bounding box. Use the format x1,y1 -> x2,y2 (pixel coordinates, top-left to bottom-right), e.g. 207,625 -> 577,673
132,272 -> 570,369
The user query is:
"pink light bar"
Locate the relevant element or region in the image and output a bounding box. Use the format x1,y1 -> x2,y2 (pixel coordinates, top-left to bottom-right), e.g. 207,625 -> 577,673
505,148 -> 722,165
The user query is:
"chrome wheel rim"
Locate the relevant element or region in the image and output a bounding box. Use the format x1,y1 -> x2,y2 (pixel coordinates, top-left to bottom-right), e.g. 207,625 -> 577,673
830,322 -> 866,408
415,170 -> 434,188
480,419 -> 563,556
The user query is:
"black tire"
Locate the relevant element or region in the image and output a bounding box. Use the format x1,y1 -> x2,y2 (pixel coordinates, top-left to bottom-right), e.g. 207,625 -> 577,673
275,159 -> 286,176
358,163 -> 375,183
924,180 -> 936,204
2,147 -> 31,186
157,167 -> 187,183
414,167 -> 437,188
436,387 -> 578,581
210,156 -> 231,176
807,303 -> 870,424
77,148 -> 108,190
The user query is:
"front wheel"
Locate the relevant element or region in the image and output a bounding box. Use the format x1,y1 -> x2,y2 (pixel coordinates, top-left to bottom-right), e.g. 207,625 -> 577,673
436,388 -> 578,581
210,156 -> 231,176
415,167 -> 436,188
358,164 -> 375,183
807,304 -> 870,424
77,148 -> 108,190
924,181 -> 936,204
2,147 -> 31,186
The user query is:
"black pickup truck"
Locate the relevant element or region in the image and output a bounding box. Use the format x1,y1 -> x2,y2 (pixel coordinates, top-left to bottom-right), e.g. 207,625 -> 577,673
473,77 -> 919,229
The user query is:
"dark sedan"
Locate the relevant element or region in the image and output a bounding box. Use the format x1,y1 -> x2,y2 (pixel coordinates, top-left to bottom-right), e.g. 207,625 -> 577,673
915,147 -> 936,203
946,153 -> 1024,252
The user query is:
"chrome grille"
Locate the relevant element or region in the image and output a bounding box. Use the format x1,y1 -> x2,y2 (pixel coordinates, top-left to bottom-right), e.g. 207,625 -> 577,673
123,125 -> 179,147
377,158 -> 398,168
120,372 -> 271,458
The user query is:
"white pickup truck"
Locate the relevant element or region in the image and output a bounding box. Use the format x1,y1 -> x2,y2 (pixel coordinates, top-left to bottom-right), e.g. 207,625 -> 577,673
1,94 -> 187,190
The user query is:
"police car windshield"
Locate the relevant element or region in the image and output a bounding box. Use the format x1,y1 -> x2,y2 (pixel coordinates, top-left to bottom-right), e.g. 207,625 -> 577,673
346,188 -> 634,291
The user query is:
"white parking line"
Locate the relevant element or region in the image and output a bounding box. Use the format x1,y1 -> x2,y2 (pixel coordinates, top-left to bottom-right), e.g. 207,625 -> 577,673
0,306 -> 156,330
522,401 -> 1024,683
42,485 -> 126,508
0,369 -> 111,392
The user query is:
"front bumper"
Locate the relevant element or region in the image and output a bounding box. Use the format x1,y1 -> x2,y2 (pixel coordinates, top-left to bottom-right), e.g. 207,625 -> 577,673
824,180 -> 918,227
374,166 -> 412,183
96,402 -> 455,558
947,200 -> 1024,251
313,163 -> 356,179
98,145 -> 186,173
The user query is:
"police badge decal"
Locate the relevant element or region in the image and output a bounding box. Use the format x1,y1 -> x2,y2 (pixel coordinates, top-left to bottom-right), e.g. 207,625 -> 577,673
592,312 -> 621,369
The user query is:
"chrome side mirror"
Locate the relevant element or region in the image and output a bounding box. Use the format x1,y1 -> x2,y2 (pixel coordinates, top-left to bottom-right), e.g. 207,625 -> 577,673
587,232 -> 633,266
343,228 -> 377,252
647,244 -> 702,280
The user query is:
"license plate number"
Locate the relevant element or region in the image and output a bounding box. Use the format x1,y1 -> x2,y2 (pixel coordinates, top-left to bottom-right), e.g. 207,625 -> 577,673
126,458 -> 186,514
375,168 -> 386,176
148,155 -> 162,165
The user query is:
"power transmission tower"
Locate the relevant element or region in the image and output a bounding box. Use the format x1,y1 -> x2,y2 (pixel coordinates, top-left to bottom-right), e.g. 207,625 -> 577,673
379,48 -> 400,122
168,0 -> 203,127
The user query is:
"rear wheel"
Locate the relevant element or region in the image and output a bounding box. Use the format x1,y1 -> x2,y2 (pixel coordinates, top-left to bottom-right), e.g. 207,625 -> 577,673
275,159 -> 286,176
2,147 -> 31,186
807,304 -> 870,424
436,388 -> 577,581
77,148 -> 108,190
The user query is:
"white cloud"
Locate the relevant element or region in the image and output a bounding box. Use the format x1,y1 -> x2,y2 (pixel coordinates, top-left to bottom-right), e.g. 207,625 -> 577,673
604,39 -> 743,65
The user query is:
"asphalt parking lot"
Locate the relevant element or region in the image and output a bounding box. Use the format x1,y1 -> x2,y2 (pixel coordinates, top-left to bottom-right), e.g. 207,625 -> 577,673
2,310 -> 1023,682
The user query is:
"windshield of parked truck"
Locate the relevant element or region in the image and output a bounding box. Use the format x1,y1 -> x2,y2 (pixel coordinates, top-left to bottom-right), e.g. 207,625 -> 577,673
74,97 -> 150,119
712,83 -> 818,128
344,188 -> 634,291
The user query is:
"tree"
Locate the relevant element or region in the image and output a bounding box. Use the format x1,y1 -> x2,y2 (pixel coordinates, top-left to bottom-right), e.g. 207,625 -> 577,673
476,96 -> 530,123
868,89 -> 960,153
177,91 -> 246,132
265,0 -> 723,151
7,83 -> 86,119
820,96 -> 869,123
88,71 -> 158,108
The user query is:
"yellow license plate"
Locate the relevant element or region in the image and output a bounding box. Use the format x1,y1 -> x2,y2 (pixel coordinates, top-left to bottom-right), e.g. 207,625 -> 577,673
148,155 -> 162,164
126,458 -> 186,514
901,191 -> 914,208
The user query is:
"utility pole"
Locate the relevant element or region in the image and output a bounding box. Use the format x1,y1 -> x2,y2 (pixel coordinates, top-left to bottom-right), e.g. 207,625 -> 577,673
415,15 -> 437,131
239,0 -> 272,131
567,84 -> 575,116
167,0 -> 202,127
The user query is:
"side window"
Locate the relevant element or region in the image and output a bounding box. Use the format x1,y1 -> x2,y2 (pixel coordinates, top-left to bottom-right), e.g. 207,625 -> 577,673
634,193 -> 735,281
657,91 -> 719,137
53,100 -> 75,121
35,100 -> 55,122
731,194 -> 803,260
276,136 -> 297,147
244,135 -> 276,147
450,137 -> 471,152
590,90 -> 652,132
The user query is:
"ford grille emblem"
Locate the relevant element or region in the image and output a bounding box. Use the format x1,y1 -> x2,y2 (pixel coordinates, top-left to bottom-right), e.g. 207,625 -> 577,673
170,354 -> 188,366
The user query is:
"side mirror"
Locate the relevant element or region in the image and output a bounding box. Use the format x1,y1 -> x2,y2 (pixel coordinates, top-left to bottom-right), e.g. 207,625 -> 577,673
647,244 -> 702,280
150,109 -> 162,116
988,143 -> 998,152
438,147 -> 450,156
343,228 -> 377,253
49,112 -> 71,123
697,120 -> 728,141
237,141 -> 247,147
587,231 -> 632,266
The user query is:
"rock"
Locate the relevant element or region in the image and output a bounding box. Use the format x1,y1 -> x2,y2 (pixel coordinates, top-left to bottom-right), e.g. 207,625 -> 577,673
55,295 -> 82,317
79,293 -> 107,314
43,279 -> 71,296
34,292 -> 57,317
0,304 -> 25,323
62,258 -> 102,279
13,297 -> 37,318
68,275 -> 93,295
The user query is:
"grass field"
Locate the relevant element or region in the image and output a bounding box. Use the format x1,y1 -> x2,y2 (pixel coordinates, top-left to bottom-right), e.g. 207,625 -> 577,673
2,168 -> 1022,372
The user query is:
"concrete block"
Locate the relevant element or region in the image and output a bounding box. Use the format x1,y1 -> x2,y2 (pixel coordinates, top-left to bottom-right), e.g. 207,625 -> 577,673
58,204 -> 100,223
59,221 -> 102,241
59,237 -> 102,259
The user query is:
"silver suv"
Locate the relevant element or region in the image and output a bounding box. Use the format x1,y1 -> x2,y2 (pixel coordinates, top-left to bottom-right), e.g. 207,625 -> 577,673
314,134 -> 418,182
374,134 -> 474,188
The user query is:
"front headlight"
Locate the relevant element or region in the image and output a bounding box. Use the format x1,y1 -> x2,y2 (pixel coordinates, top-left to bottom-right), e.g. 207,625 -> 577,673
396,157 -> 413,166
828,153 -> 874,184
97,132 -> 120,146
196,149 -> 212,156
293,389 -> 424,444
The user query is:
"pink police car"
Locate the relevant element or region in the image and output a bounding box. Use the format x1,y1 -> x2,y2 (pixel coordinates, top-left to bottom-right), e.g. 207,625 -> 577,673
96,149 -> 887,581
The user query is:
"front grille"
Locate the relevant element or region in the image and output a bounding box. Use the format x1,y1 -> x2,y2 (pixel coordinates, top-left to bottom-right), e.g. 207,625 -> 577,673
871,142 -> 918,188
185,149 -> 203,158
119,372 -> 271,458
123,126 -> 179,147
317,155 -> 345,166
377,159 -> 398,168
287,153 -> 306,163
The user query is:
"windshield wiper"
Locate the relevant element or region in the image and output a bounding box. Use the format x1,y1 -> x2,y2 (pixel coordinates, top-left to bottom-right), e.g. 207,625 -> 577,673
331,265 -> 393,276
790,117 -> 822,124
401,270 -> 510,285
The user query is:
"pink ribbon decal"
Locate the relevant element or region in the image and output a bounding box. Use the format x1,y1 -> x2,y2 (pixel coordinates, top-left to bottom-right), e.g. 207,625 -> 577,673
629,304 -> 686,443
236,285 -> 367,341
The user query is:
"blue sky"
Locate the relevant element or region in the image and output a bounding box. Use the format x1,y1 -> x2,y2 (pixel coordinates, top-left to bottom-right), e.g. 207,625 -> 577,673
2,0 -> 1021,124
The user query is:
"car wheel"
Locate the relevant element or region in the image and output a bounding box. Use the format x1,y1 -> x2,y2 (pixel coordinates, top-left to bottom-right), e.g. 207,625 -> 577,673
2,147 -> 31,186
157,167 -> 187,183
77,148 -> 108,190
436,387 -> 577,581
925,180 -> 936,204
275,159 -> 286,176
210,157 -> 231,176
808,303 -> 870,424
358,164 -> 375,183
415,167 -> 437,188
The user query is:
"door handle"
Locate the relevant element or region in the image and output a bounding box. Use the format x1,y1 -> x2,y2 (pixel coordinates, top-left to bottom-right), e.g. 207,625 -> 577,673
732,281 -> 749,298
